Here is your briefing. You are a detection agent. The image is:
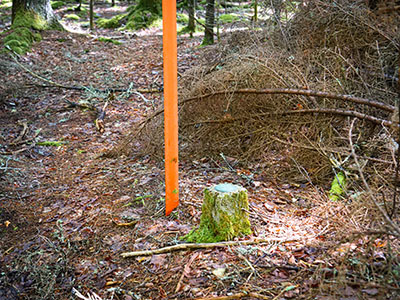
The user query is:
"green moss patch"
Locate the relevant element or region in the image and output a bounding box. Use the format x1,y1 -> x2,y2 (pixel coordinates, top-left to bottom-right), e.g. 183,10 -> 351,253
97,37 -> 122,45
51,1 -> 65,9
12,8 -> 63,31
124,0 -> 162,31
219,14 -> 240,24
125,9 -> 159,30
3,27 -> 42,55
64,13 -> 80,20
96,14 -> 127,29
12,10 -> 47,30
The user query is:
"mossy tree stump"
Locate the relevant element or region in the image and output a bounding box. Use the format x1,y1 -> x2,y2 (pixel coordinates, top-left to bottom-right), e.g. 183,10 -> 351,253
184,183 -> 251,243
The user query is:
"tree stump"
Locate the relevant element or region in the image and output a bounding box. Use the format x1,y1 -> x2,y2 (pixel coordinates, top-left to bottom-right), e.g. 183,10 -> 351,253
184,183 -> 251,243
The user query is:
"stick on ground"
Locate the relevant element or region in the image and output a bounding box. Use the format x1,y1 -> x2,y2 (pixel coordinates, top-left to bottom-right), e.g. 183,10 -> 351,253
121,237 -> 299,258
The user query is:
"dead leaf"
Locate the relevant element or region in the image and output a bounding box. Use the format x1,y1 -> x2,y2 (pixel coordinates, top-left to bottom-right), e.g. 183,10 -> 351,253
150,254 -> 167,270
362,288 -> 378,296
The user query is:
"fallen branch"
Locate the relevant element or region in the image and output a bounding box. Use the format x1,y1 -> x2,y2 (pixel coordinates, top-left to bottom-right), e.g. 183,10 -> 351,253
194,292 -> 271,300
9,121 -> 28,145
182,88 -> 395,112
120,237 -> 299,258
24,83 -> 161,94
184,108 -> 395,127
103,87 -> 395,158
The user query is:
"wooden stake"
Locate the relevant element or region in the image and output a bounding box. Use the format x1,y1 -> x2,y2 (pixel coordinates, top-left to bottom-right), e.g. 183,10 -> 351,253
163,0 -> 179,215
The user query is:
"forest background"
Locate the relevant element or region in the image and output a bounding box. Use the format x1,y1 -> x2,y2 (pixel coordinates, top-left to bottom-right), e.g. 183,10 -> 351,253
0,0 -> 400,299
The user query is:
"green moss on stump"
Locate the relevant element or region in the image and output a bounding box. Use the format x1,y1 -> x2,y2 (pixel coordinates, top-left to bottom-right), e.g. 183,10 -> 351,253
183,183 -> 252,243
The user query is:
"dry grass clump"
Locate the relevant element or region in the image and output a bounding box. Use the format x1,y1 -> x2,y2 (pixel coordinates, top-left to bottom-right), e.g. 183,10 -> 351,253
118,0 -> 399,184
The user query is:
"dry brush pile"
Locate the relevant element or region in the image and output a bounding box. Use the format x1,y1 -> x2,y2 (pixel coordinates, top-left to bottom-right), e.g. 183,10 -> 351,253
111,0 -> 400,237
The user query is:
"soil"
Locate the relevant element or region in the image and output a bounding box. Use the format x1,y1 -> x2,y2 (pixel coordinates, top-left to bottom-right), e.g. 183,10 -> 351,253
0,2 -> 399,300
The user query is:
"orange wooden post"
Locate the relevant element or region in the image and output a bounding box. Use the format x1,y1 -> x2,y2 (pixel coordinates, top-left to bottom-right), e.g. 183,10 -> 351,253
163,0 -> 179,215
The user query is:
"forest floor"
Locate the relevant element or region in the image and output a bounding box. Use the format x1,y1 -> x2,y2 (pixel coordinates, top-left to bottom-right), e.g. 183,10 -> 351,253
0,2 -> 399,300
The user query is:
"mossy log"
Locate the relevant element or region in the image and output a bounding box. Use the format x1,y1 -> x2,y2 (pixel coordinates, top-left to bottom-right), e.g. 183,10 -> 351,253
184,183 -> 251,243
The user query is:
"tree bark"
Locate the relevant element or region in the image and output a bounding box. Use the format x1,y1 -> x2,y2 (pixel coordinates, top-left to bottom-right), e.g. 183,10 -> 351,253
202,0 -> 215,45
187,0 -> 196,37
12,0 -> 63,30
89,0 -> 94,31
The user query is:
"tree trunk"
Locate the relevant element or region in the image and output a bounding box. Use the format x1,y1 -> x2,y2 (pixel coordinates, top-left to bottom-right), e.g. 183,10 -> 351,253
12,0 -> 63,30
187,0 -> 196,37
89,0 -> 94,31
202,0 -> 215,45
253,0 -> 258,22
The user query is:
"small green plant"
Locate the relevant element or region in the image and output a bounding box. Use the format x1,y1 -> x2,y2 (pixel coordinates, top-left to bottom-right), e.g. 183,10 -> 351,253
36,141 -> 67,147
329,172 -> 346,201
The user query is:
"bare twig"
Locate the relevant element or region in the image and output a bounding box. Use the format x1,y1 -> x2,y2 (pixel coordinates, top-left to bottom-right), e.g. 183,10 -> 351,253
349,118 -> 400,236
121,237 -> 299,258
9,121 -> 28,145
194,292 -> 271,300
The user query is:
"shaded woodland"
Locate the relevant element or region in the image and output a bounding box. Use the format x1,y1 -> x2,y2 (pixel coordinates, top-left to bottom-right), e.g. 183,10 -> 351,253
1,0 -> 400,299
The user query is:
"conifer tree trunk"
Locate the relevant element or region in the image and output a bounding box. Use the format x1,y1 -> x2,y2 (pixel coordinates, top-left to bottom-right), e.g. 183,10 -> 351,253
202,0 -> 215,45
187,0 -> 196,37
12,0 -> 63,30
89,0 -> 94,31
